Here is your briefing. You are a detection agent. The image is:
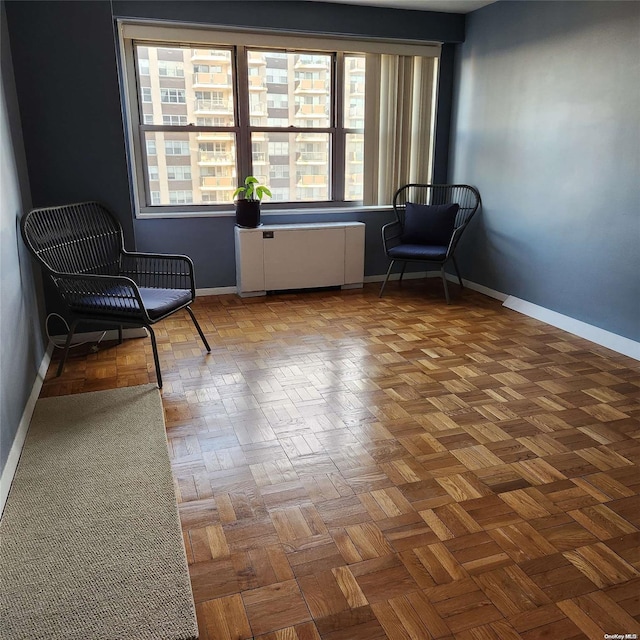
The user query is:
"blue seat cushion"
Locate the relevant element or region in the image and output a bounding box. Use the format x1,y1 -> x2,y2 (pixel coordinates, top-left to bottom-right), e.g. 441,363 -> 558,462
401,202 -> 459,246
388,244 -> 448,261
139,287 -> 192,320
74,286 -> 192,321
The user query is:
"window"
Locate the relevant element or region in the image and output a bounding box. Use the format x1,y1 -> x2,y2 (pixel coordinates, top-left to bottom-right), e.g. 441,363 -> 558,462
270,187 -> 290,201
197,117 -> 229,127
120,24 -> 439,214
270,165 -> 290,179
167,166 -> 192,180
201,192 -> 225,203
165,140 -> 190,156
201,166 -> 230,177
266,69 -> 288,84
194,64 -> 223,73
160,88 -> 186,104
169,190 -> 193,204
158,60 -> 184,77
199,141 -> 229,157
268,142 -> 289,157
267,95 -> 288,109
163,115 -> 188,126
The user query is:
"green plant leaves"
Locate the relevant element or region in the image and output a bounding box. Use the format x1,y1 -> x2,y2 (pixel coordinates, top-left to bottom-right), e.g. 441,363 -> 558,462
256,186 -> 272,200
233,176 -> 271,201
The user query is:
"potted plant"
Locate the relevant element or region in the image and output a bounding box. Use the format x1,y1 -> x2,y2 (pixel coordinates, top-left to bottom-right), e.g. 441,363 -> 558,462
233,176 -> 272,228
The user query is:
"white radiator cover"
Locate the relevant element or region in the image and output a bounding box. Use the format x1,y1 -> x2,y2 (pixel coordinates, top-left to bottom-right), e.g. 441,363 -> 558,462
235,222 -> 365,296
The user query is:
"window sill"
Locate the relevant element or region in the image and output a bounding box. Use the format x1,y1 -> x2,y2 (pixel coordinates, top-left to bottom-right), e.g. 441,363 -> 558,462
135,205 -> 393,220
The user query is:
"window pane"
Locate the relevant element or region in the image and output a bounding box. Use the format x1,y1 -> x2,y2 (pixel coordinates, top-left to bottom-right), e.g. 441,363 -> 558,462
135,45 -> 235,126
158,60 -> 184,77
251,131 -> 330,202
169,190 -> 193,204
345,133 -> 364,201
143,131 -> 237,205
160,88 -> 186,103
248,51 -> 331,128
163,115 -> 188,126
344,56 -> 365,129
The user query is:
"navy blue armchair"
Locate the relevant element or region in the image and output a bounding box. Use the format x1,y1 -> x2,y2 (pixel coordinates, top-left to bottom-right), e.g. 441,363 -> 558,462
380,184 -> 481,303
21,201 -> 211,388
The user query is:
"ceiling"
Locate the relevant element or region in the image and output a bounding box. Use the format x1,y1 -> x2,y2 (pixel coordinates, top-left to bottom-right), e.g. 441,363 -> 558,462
313,0 -> 496,13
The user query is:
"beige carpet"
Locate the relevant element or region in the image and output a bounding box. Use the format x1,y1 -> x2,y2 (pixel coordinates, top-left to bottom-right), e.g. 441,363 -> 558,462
0,385 -> 198,640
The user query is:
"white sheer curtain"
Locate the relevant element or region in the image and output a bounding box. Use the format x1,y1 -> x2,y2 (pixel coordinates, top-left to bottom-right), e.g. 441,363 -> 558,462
363,54 -> 438,206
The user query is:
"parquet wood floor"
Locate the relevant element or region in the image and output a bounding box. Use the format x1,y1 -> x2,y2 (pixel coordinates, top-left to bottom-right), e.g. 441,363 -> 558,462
40,281 -> 640,639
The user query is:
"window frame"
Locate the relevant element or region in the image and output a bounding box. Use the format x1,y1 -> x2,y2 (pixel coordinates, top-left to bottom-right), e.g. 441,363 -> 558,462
243,47 -> 340,206
118,21 -> 440,218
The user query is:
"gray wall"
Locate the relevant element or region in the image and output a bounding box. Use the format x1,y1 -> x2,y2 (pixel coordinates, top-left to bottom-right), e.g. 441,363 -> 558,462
0,2 -> 47,475
450,0 -> 640,341
5,0 -> 464,290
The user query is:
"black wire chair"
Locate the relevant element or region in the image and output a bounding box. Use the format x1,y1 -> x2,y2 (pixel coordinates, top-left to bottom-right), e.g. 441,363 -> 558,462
380,184 -> 481,303
21,201 -> 211,388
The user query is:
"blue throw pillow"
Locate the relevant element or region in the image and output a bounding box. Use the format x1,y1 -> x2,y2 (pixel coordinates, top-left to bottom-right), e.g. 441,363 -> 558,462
401,202 -> 460,246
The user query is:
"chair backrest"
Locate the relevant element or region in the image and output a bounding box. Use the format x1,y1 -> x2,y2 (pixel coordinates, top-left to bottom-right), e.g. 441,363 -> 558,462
21,202 -> 124,276
393,184 -> 481,231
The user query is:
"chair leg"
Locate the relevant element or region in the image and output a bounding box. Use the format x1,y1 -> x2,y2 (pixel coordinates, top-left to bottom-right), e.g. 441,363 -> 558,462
398,262 -> 407,283
57,318 -> 79,377
186,306 -> 211,352
118,325 -> 123,345
441,266 -> 451,304
452,257 -> 464,288
147,325 -> 163,389
379,260 -> 395,298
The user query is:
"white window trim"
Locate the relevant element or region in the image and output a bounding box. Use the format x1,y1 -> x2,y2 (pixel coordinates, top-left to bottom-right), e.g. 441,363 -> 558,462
119,21 -> 441,57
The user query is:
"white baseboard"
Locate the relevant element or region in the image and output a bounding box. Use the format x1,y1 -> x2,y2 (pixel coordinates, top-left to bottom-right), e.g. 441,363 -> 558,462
0,342 -> 54,516
503,296 -> 640,361
201,276 -> 431,293
456,277 -> 508,302
459,277 -> 638,360
364,271 -> 429,283
197,286 -> 237,297
50,327 -> 148,346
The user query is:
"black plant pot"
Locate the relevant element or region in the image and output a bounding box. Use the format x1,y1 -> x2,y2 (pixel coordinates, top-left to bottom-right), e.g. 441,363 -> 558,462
235,199 -> 261,228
